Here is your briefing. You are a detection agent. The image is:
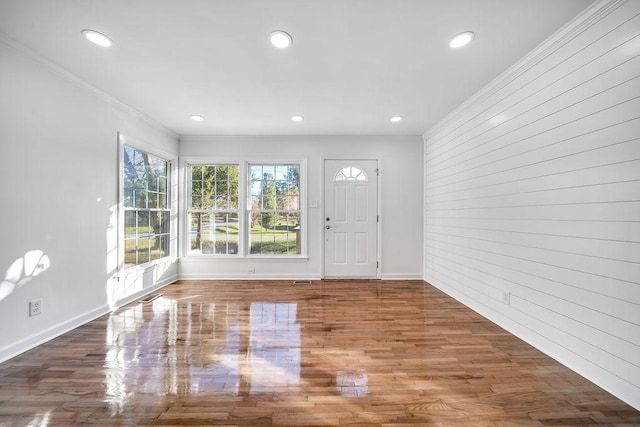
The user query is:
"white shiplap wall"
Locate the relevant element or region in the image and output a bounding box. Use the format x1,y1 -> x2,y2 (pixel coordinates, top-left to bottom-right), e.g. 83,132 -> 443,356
423,0 -> 640,409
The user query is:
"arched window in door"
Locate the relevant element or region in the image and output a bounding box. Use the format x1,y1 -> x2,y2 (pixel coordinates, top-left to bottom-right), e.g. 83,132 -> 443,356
334,166 -> 367,182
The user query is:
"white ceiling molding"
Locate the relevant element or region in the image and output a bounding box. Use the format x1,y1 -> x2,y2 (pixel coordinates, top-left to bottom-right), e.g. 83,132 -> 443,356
0,30 -> 178,139
423,0 -> 620,141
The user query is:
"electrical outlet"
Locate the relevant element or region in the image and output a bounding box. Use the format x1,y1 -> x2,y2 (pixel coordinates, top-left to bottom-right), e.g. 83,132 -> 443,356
29,299 -> 42,317
501,291 -> 510,305
247,268 -> 255,274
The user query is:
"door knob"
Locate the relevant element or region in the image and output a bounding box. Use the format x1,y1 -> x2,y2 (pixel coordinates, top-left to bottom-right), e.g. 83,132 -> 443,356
325,225 -> 330,230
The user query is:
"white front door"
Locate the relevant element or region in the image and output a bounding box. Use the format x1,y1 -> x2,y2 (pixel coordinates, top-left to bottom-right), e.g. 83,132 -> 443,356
324,159 -> 378,278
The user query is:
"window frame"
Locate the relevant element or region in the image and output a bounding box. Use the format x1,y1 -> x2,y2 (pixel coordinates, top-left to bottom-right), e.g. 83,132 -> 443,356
247,162 -> 302,256
186,162 -> 242,257
118,134 -> 176,271
181,157 -> 307,259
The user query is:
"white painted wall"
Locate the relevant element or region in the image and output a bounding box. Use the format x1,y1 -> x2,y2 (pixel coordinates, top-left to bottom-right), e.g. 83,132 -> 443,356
179,135 -> 424,280
0,37 -> 179,362
423,0 -> 640,409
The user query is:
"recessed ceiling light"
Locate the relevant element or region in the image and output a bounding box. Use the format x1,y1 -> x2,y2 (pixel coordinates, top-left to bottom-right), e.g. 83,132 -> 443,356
190,115 -> 204,122
390,116 -> 403,123
269,30 -> 293,49
81,29 -> 113,47
450,31 -> 475,48
291,115 -> 304,122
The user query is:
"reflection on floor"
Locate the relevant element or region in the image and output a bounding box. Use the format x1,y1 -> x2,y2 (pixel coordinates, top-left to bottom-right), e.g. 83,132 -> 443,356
0,280 -> 638,426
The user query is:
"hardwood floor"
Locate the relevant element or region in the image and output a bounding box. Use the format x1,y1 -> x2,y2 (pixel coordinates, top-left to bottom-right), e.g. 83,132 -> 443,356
1,280 -> 638,426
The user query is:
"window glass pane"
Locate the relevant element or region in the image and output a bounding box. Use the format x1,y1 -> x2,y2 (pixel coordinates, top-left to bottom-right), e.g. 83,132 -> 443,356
204,194 -> 216,210
249,211 -> 300,255
125,239 -> 137,267
124,246 -> 138,267
192,165 -> 203,181
287,166 -> 299,187
158,193 -> 167,209
125,211 -> 136,238
158,211 -> 169,234
250,195 -> 261,209
208,165 -> 217,178
124,187 -> 134,208
228,195 -> 239,210
134,188 -> 147,209
335,166 -> 367,181
266,165 -> 276,179
148,192 -> 158,209
190,212 -> 203,253
151,157 -> 166,177
158,177 -> 167,194
250,165 -> 262,181
148,211 -> 160,235
192,180 -> 202,195
215,180 -> 228,198
136,244 -> 150,265
275,165 -> 288,180
147,173 -> 158,192
250,180 -> 262,196
214,212 -> 239,255
138,211 -> 150,232
191,195 -> 202,210
160,235 -> 169,257
190,212 -> 212,253
150,235 -> 164,261
283,195 -> 299,210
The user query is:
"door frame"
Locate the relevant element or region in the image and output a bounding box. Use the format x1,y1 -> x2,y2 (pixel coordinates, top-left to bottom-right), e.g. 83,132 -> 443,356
320,157 -> 382,279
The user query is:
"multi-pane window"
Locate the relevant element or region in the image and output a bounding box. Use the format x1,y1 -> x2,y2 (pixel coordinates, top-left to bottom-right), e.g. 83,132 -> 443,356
186,162 -> 302,257
188,165 -> 240,254
249,164 -> 300,255
122,146 -> 170,267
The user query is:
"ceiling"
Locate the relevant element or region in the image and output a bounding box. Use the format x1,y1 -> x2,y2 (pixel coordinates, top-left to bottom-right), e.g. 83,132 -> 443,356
0,0 -> 594,136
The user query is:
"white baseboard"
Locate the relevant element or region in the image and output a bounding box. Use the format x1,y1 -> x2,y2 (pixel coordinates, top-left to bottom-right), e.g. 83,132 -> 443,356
178,273 -> 321,281
0,275 -> 178,364
424,279 -> 640,411
179,273 -> 424,281
380,273 -> 424,280
0,304 -> 109,364
114,274 -> 178,307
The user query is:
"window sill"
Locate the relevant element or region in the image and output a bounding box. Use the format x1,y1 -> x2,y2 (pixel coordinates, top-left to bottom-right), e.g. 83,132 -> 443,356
123,256 -> 177,272
181,255 -> 309,261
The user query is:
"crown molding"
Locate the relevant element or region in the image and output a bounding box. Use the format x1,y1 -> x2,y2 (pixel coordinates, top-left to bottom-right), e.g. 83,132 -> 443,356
0,31 -> 179,140
423,0 -> 624,141
178,134 -> 422,142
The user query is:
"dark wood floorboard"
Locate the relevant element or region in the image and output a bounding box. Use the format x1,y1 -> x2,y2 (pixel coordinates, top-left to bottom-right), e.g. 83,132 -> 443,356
0,280 -> 638,426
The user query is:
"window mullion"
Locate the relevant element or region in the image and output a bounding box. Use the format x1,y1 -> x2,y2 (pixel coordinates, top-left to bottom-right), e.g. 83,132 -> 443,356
240,160 -> 247,257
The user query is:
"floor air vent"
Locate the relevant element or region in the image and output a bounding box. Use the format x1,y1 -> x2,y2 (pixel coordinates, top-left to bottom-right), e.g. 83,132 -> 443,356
138,294 -> 162,303
293,280 -> 311,285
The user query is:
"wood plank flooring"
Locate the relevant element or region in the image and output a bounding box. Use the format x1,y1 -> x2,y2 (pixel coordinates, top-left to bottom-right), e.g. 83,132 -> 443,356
1,280 -> 638,426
